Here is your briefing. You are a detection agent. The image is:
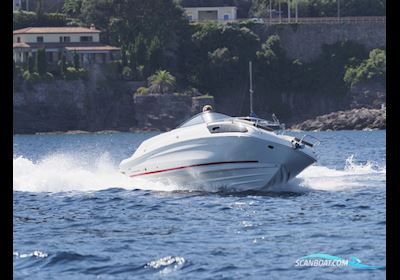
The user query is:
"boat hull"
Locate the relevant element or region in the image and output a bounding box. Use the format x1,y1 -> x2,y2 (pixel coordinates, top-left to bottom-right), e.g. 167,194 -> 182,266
120,134 -> 316,191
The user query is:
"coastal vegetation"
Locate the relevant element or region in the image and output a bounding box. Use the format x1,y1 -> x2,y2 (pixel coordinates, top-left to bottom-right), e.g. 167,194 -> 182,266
13,11 -> 68,29
147,70 -> 177,95
13,0 -> 386,120
344,48 -> 386,87
13,0 -> 386,31
13,47 -> 88,87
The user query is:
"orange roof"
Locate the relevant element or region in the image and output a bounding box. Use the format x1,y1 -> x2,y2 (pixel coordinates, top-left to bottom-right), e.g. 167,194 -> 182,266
13,27 -> 101,35
65,45 -> 120,51
13,42 -> 30,48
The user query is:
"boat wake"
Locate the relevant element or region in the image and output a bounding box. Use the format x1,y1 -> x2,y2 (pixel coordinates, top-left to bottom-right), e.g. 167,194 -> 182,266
13,153 -> 385,193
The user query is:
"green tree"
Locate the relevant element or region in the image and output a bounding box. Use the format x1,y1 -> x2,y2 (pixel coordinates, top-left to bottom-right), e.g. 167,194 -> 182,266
80,0 -> 189,71
207,47 -> 239,88
63,0 -> 83,17
344,48 -> 386,86
256,35 -> 289,91
147,36 -> 164,74
74,52 -> 80,69
257,35 -> 286,63
310,40 -> 367,95
342,0 -> 386,16
129,33 -> 147,69
13,11 -> 67,29
147,70 -> 176,94
58,53 -> 67,76
209,47 -> 239,67
26,55 -> 35,73
80,0 -> 114,32
35,48 -> 47,75
121,45 -> 128,66
13,11 -> 37,30
122,66 -> 133,80
36,0 -> 44,19
190,23 -> 259,91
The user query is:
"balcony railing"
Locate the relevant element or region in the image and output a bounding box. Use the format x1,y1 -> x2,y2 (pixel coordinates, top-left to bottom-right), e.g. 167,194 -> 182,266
189,16 -> 386,25
260,16 -> 386,25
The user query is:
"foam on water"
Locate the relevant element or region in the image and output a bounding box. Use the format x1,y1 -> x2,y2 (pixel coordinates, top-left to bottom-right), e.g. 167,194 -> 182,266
13,153 -> 180,193
13,153 -> 385,193
146,256 -> 186,275
293,155 -> 386,192
13,251 -> 48,259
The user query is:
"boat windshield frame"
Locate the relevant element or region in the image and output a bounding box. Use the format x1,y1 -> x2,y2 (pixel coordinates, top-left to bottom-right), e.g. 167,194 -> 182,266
178,112 -> 231,128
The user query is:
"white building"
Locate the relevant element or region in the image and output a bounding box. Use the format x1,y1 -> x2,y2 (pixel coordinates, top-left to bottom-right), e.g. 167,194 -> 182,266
13,26 -> 120,66
181,0 -> 237,23
184,6 -> 237,22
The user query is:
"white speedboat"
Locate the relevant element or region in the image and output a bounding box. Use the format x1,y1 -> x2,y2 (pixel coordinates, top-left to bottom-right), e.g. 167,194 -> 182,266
119,111 -> 318,192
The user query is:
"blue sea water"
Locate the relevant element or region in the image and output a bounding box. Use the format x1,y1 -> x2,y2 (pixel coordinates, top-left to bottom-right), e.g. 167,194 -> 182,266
13,130 -> 386,279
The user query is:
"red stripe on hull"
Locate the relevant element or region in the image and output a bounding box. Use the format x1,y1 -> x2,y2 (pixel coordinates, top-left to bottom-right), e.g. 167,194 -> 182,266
129,160 -> 259,177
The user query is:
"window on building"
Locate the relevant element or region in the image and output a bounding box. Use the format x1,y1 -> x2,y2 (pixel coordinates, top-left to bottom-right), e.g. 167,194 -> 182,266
224,14 -> 230,20
80,36 -> 93,42
60,36 -> 71,43
187,15 -> 192,21
17,37 -> 21,43
37,36 -> 44,43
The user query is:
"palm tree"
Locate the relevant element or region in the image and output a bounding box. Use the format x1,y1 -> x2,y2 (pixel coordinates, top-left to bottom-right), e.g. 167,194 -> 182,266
147,70 -> 176,94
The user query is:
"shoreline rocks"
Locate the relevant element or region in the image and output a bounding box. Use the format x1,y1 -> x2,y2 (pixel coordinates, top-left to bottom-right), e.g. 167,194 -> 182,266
21,107 -> 387,135
290,107 -> 386,131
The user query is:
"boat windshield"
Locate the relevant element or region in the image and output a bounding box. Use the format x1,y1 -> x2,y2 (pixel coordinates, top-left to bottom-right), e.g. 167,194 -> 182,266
178,112 -> 231,128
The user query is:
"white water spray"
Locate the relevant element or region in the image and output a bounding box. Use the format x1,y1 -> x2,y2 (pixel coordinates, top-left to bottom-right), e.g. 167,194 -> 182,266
13,153 -> 385,193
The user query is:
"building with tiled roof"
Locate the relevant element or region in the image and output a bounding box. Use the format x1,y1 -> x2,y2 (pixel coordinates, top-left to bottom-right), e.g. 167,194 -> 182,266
13,25 -> 121,67
13,27 -> 101,35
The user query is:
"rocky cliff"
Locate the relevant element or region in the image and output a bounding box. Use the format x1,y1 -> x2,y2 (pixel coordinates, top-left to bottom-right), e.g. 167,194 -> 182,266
253,21 -> 386,61
290,107 -> 386,131
13,80 -> 216,134
13,80 -> 139,134
13,77 -> 385,133
288,81 -> 386,130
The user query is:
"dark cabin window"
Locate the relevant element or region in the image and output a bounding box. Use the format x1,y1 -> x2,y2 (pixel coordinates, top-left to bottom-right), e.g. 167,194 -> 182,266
37,36 -> 44,43
17,37 -> 21,43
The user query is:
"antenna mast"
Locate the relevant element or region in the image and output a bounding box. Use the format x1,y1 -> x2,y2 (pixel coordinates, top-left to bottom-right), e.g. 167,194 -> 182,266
249,61 -> 254,115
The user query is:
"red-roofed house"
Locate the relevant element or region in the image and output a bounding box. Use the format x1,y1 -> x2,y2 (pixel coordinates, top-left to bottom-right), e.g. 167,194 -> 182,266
13,25 -> 121,67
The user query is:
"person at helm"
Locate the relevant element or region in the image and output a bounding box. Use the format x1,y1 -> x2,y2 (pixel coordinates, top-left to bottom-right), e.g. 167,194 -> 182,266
202,105 -> 213,112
